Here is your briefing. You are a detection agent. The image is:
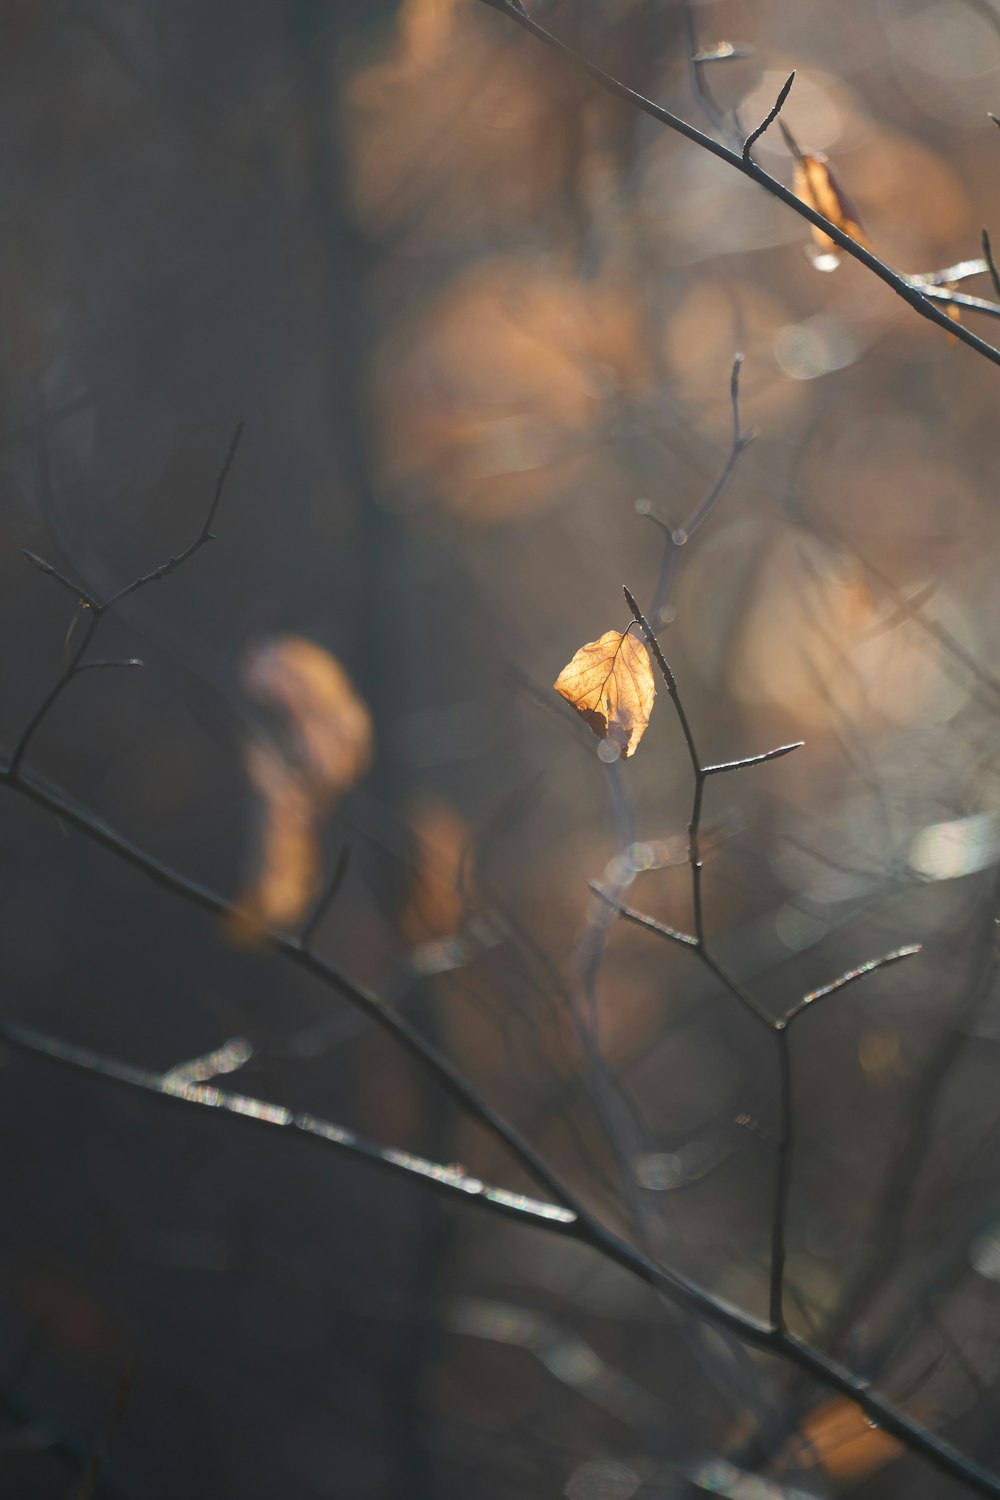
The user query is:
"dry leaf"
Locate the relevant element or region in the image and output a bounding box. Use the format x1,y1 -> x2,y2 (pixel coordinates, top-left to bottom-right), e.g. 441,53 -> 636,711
553,629 -> 655,759
793,151 -> 869,268
787,1395 -> 904,1481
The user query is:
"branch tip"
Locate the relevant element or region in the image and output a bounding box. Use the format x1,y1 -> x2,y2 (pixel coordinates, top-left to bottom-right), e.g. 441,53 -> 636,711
742,70 -> 795,161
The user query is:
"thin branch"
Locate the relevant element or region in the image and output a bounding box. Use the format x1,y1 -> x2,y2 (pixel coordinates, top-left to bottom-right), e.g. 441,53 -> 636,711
591,886 -> 698,948
7,605 -> 99,777
983,228 -> 1000,301
103,420 -> 244,610
75,659 -> 144,674
646,354 -> 754,631
742,70 -> 795,162
301,842 -> 351,949
475,0 -> 1000,368
683,0 -> 743,149
769,1037 -> 793,1330
623,587 -> 699,779
912,282 -> 1000,321
910,256 -> 989,287
22,550 -> 98,608
4,745 -> 997,1494
0,1015 -> 577,1230
702,742 -> 804,776
7,426 -> 243,778
782,944 -> 923,1028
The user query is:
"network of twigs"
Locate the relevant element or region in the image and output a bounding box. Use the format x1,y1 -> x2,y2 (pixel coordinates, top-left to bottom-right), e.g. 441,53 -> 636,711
7,4 -> 1000,1497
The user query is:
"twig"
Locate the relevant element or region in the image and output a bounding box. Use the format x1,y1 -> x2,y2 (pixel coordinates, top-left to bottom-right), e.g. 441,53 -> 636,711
22,550 -> 98,608
645,354 -> 755,631
2,692 -> 990,1494
475,0 -> 1000,368
591,886 -> 698,948
742,70 -> 795,162
983,228 -> 1000,301
101,420 -> 244,610
8,424 -> 243,777
0,1014 -> 576,1232
6,415 -> 990,1492
683,1 -> 744,150
301,842 -> 351,949
702,742 -> 804,776
781,944 -> 923,1027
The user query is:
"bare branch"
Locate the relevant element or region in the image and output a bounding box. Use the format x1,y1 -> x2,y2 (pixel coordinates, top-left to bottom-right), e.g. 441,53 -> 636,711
742,70 -> 795,162
302,842 -> 352,949
0,1014 -> 577,1233
782,944 -> 923,1028
703,742 -> 804,776
22,550 -> 98,609
476,0 -> 1000,368
75,658 -> 145,674
103,419 -> 244,610
591,885 -> 698,948
984,228 -> 1000,301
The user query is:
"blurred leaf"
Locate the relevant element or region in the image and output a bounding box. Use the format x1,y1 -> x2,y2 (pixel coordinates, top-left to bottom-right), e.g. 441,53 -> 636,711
789,1395 -> 904,1481
374,255 -> 648,521
792,149 -> 870,269
243,636 -> 373,799
553,629 -> 655,759
232,638 -> 373,939
401,799 -> 470,945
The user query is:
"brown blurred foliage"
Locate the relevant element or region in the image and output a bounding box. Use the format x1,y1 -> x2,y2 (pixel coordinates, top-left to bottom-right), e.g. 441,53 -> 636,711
232,636 -> 372,937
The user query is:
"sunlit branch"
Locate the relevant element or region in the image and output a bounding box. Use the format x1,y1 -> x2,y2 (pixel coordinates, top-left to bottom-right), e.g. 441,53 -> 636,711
2,719 -> 991,1495
0,1015 -> 578,1232
912,283 -> 1000,321
702,742 -> 804,776
590,885 -> 697,948
475,0 -> 1000,369
781,944 -> 923,1028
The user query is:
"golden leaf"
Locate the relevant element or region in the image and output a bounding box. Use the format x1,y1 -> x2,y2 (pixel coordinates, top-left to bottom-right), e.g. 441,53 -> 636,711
793,151 -> 870,267
553,629 -> 655,759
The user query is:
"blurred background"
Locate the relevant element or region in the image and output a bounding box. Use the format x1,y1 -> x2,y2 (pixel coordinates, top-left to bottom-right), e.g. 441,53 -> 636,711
2,0 -> 1000,1495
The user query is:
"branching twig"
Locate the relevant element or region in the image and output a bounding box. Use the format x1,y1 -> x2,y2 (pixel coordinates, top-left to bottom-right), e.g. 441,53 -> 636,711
5,424 -> 995,1495
644,354 -> 755,632
475,0 -> 1000,368
3,657 -> 996,1495
0,1014 -> 577,1232
619,586 -> 926,1339
8,423 -> 244,777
